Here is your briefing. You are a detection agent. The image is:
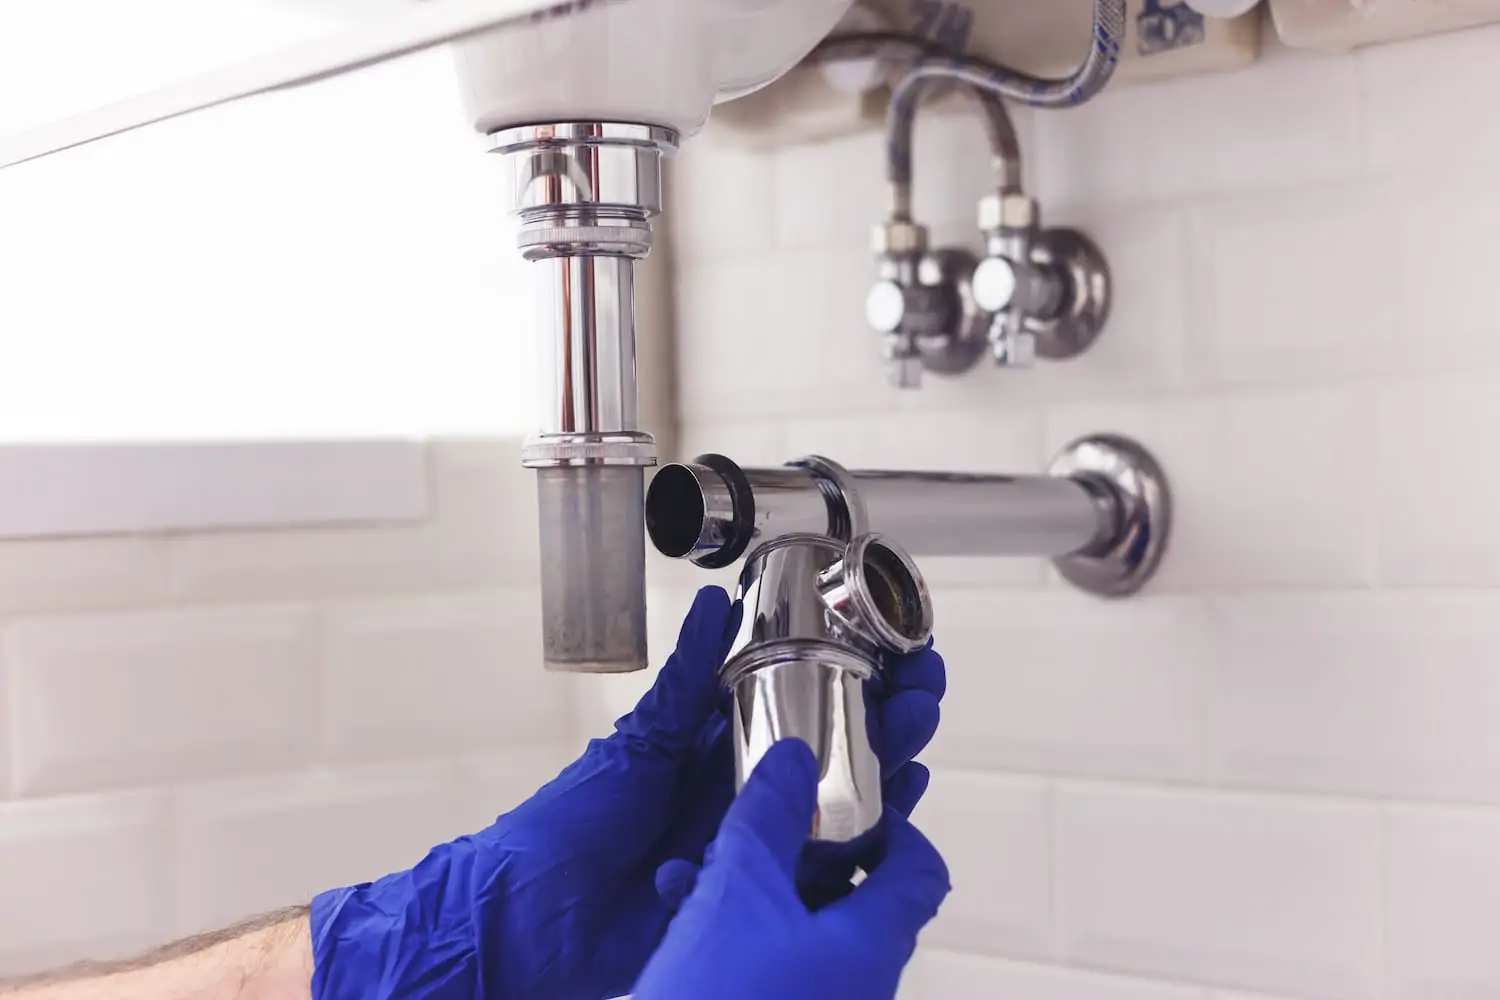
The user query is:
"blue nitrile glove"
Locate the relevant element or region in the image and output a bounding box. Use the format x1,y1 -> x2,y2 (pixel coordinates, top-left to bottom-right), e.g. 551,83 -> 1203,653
309,585 -> 946,1000
633,738 -> 951,1000
652,634 -> 946,915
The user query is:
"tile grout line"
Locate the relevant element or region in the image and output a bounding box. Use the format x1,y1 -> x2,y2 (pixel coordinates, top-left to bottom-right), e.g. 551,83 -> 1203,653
1045,780 -> 1064,964
1374,804 -> 1390,1000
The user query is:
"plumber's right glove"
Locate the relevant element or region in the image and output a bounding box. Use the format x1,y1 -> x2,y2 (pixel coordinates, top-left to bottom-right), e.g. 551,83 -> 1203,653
654,637 -> 947,913
633,738 -> 951,1000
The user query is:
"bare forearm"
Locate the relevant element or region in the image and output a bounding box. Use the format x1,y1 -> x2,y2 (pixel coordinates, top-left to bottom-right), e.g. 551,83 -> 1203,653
1,908 -> 312,1000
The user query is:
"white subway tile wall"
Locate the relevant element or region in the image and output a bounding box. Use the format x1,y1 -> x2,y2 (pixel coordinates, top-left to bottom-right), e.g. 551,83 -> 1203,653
1384,804 -> 1500,999
901,951 -> 1207,1000
175,760 -> 458,934
667,24 -> 1500,1000
0,791 -> 174,973
8,604 -> 321,796
916,773 -> 1052,960
321,591 -> 567,761
1056,785 -> 1381,999
0,441 -> 578,976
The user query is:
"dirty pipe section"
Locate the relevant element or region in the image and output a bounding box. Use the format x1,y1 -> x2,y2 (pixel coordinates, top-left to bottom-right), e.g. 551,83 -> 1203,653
491,122 -> 677,673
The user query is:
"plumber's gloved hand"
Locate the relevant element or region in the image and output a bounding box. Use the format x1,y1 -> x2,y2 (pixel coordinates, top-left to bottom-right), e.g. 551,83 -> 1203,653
634,739 -> 951,1000
309,585 -> 947,1000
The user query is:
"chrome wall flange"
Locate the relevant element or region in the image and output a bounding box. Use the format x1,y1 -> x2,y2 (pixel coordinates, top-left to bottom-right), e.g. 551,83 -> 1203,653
1048,434 -> 1171,598
1027,227 -> 1111,361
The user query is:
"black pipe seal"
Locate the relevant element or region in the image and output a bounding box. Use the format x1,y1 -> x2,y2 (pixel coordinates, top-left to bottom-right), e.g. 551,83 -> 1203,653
692,453 -> 755,570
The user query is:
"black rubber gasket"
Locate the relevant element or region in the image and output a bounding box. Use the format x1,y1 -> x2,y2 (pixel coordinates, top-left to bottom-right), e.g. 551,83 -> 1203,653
691,453 -> 755,570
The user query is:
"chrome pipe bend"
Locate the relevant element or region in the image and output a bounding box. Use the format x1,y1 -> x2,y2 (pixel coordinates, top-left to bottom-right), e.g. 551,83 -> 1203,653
723,532 -> 934,844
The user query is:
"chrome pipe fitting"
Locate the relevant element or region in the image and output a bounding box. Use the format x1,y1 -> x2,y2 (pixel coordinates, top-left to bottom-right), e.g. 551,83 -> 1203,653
489,122 -> 677,673
724,533 -> 934,844
866,189 -> 1112,385
860,3 -> 1121,388
972,192 -> 1111,366
866,123 -> 1112,382
646,434 -> 1172,599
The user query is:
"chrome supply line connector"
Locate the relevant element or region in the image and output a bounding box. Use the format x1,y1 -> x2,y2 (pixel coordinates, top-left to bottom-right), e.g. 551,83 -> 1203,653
866,85 -> 1112,383
724,532 -> 934,844
855,0 -> 1122,387
646,434 -> 1171,599
489,122 -> 677,674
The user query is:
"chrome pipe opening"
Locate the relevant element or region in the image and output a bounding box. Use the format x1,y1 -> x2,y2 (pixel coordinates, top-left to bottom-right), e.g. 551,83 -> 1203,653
644,461 -> 737,562
724,532 -> 935,844
644,465 -> 706,559
843,534 -> 934,652
645,456 -> 837,569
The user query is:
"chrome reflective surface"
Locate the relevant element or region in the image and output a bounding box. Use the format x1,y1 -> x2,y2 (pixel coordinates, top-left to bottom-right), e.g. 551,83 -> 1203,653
645,456 -> 1112,562
1048,434 -> 1172,598
496,122 -> 678,674
868,62 -> 1113,383
644,461 -> 738,561
815,534 -> 934,654
791,456 -> 868,541
645,436 -> 1170,599
724,533 -> 934,843
728,652 -> 880,843
500,121 -> 676,467
490,122 -> 678,250
743,466 -> 834,540
976,199 -> 1111,366
1025,227 -> 1112,362
853,468 -> 1108,558
646,461 -> 841,568
913,249 -> 991,377
532,254 -> 640,441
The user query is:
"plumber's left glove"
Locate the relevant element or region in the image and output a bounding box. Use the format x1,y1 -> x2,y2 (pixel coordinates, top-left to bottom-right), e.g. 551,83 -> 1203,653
309,585 -> 947,1000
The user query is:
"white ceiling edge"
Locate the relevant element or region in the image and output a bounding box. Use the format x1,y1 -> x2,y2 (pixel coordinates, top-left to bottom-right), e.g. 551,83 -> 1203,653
0,440 -> 428,539
255,0 -> 421,18
0,0 -> 624,169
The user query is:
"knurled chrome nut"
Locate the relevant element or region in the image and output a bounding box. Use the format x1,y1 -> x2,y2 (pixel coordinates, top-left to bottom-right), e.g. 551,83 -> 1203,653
977,192 -> 1038,233
521,431 -> 658,469
871,219 -> 929,257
